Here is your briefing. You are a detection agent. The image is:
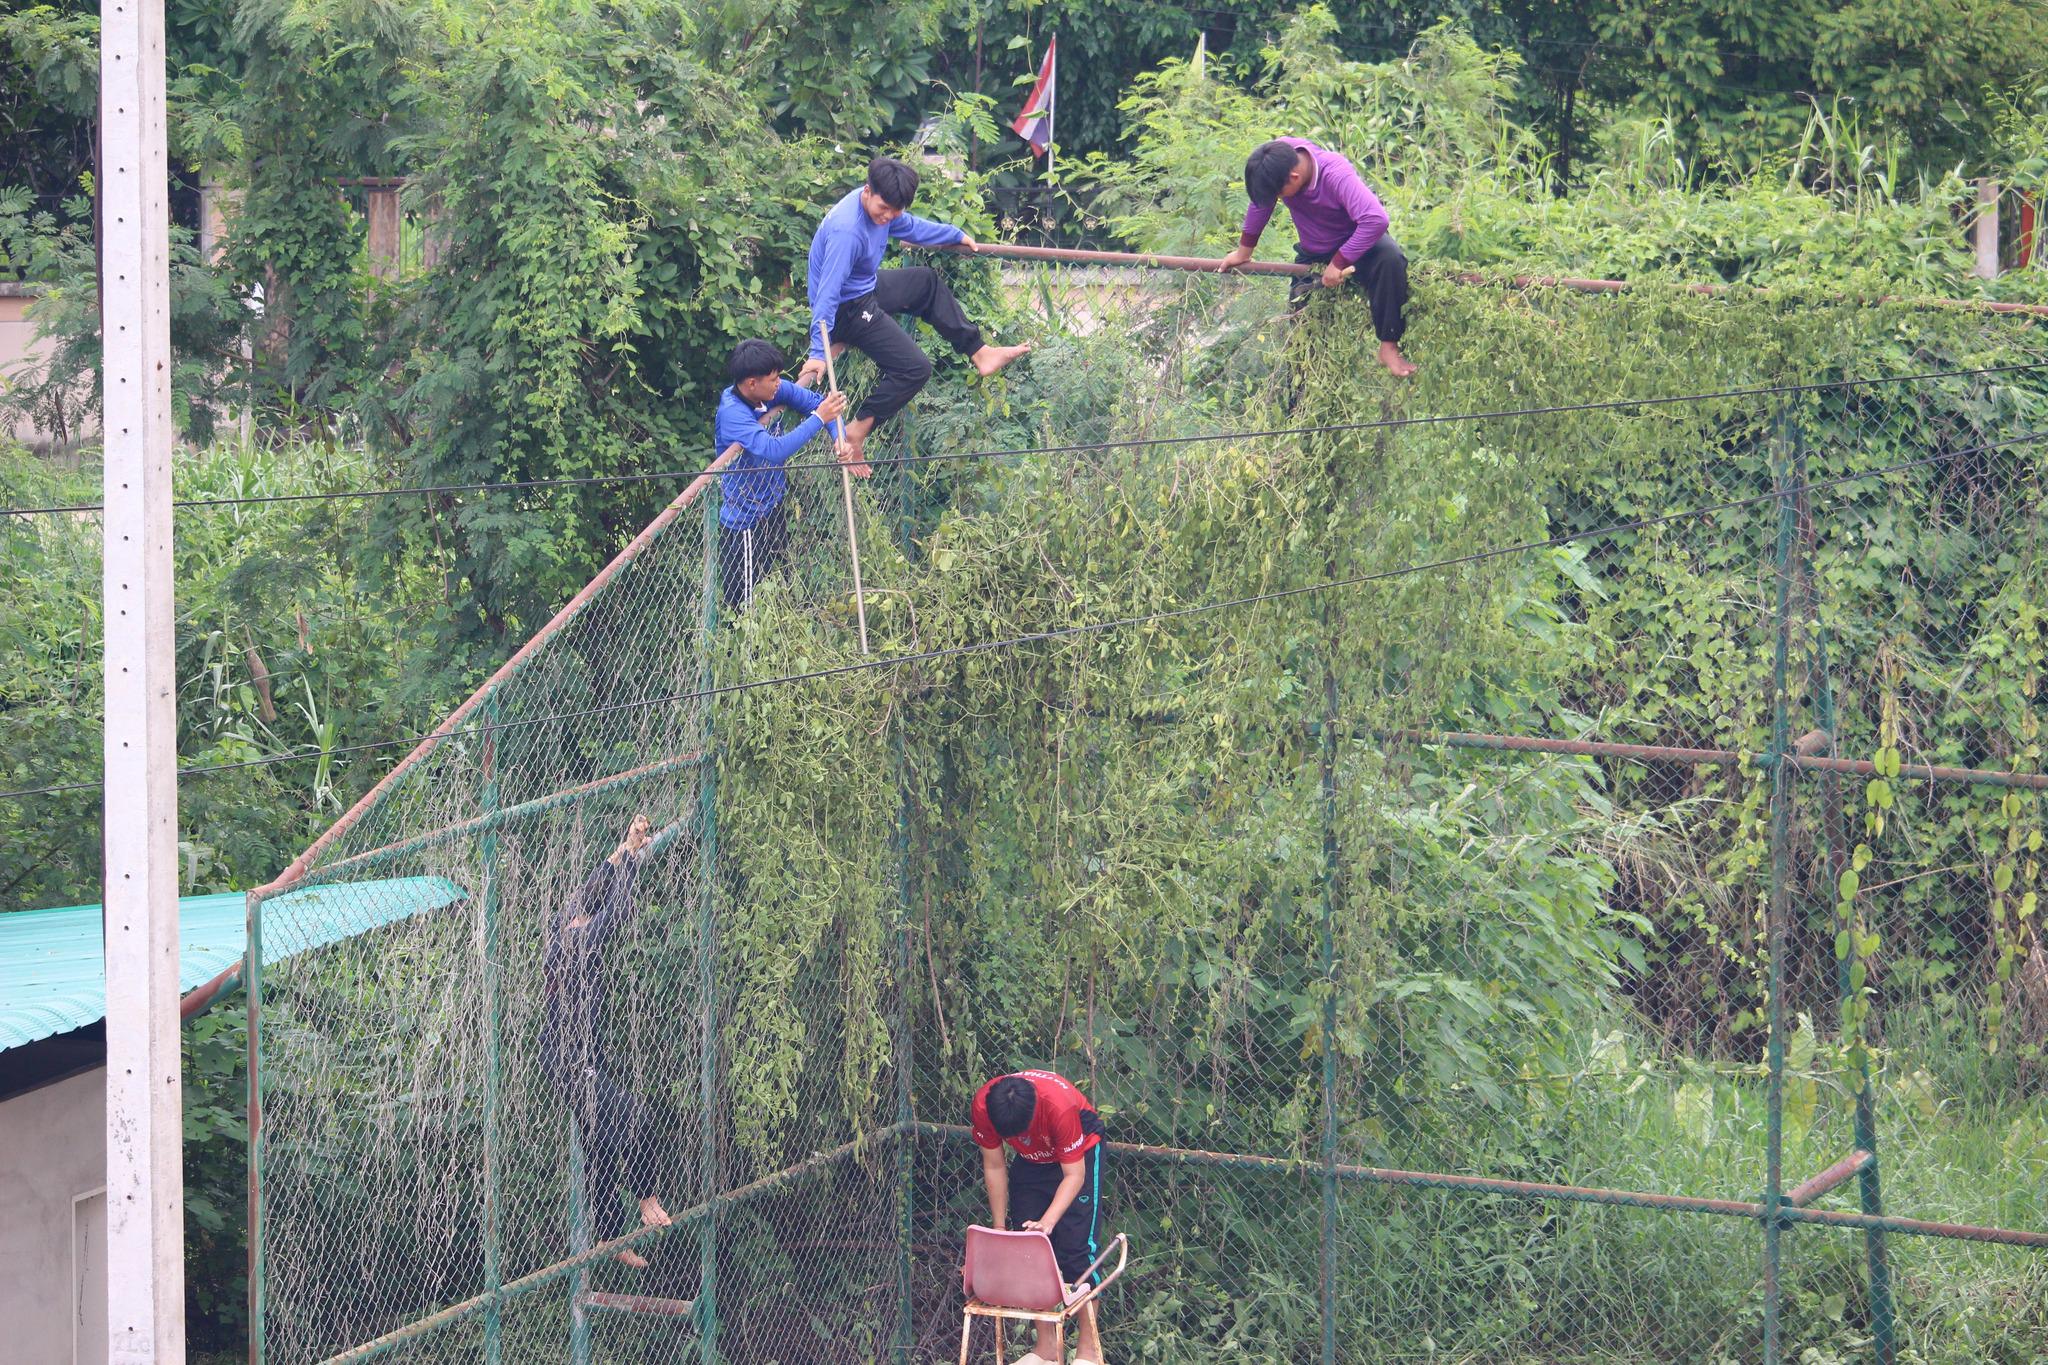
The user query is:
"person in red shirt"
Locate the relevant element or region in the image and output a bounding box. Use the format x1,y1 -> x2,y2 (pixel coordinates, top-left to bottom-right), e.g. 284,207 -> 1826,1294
971,1070 -> 1109,1364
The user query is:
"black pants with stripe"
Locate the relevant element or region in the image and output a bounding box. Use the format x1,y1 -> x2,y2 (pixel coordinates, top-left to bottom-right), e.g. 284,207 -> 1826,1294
832,266 -> 985,425
719,501 -> 791,612
1290,237 -> 1409,343
1009,1140 -> 1109,1286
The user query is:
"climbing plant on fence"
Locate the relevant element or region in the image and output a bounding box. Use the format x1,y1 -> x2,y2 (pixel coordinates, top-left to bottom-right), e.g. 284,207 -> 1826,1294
244,257 -> 2048,1364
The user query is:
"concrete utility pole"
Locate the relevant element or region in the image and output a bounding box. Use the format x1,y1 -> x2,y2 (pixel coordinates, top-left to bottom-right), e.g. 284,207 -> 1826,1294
1975,178 -> 2001,281
100,0 -> 186,1353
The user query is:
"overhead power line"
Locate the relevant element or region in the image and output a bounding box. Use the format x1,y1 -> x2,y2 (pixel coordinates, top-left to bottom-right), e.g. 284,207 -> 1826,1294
3,424 -> 2041,804
3,361 -> 2040,520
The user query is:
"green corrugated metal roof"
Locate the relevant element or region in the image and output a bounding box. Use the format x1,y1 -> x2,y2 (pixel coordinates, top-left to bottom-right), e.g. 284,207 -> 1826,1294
0,877 -> 468,1052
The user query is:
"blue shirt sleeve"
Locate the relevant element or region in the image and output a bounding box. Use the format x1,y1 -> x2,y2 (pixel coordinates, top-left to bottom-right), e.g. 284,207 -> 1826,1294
777,380 -> 825,416
889,212 -> 966,248
808,226 -> 855,361
717,399 -> 825,465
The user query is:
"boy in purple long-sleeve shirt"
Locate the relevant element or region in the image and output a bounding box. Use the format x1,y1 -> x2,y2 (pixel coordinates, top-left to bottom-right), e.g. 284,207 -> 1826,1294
1220,138 -> 1414,376
796,156 -> 1031,466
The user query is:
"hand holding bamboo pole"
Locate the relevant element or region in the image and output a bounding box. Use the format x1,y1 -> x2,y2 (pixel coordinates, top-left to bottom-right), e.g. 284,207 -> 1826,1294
816,319 -> 871,655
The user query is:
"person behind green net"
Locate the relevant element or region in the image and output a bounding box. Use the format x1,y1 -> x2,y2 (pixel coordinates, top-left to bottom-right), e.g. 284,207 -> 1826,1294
972,1069 -> 1110,1364
541,812 -> 674,1267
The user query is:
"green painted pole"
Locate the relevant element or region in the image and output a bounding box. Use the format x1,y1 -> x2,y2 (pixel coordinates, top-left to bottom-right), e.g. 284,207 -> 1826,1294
1792,424 -> 1896,1364
892,401 -> 919,1365
695,486 -> 722,1363
1318,667 -> 1340,1365
1763,417 -> 1800,1365
1317,423 -> 1344,1365
568,1124 -> 591,1364
245,888 -> 267,1365
481,696 -> 505,1363
893,718 -> 916,1365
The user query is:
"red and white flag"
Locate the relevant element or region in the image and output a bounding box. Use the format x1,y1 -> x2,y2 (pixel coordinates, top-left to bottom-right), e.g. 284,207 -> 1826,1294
1012,35 -> 1056,156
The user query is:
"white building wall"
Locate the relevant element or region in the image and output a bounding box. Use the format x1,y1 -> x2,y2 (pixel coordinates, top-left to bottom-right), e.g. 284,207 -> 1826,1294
0,1067 -> 109,1365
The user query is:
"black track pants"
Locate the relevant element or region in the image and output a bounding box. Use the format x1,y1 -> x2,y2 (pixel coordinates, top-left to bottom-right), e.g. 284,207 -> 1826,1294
1290,237 -> 1409,343
832,266 -> 985,424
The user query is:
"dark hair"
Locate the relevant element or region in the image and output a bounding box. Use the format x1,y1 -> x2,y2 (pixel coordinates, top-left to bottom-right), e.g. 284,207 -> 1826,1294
1244,139 -> 1301,205
986,1076 -> 1037,1137
727,338 -> 784,385
866,155 -> 920,209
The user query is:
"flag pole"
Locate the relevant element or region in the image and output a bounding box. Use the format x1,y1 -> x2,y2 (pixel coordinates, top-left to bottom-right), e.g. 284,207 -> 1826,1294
815,319 -> 871,655
1046,33 -> 1057,207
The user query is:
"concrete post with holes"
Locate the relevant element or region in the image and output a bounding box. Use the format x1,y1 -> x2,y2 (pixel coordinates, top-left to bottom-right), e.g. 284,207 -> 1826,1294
99,0 -> 186,1356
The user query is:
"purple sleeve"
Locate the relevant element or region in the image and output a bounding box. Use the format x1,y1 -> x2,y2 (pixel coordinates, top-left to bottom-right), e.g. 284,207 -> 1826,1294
1330,168 -> 1389,266
1240,199 -> 1275,248
889,212 -> 966,248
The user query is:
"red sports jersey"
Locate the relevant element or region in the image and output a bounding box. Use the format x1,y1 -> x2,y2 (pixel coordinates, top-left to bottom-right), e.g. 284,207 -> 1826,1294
969,1069 -> 1101,1164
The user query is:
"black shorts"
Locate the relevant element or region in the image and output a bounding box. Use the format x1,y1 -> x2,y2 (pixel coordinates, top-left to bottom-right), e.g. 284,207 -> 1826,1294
1009,1138 -> 1109,1286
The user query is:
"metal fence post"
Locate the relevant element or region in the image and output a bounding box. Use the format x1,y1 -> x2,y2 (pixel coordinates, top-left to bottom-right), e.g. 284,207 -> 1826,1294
1793,422 -> 1896,1363
893,719 -> 916,1365
481,696 -> 505,1361
245,889 -> 268,1365
568,1125 -> 591,1364
893,404 -> 920,1365
1317,425 -> 1345,1365
696,484 -> 723,1363
1318,677 -> 1341,1365
1763,415 -> 1800,1365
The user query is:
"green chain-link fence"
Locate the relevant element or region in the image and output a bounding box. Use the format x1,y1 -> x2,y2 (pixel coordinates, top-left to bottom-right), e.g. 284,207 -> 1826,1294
244,251 -> 2048,1363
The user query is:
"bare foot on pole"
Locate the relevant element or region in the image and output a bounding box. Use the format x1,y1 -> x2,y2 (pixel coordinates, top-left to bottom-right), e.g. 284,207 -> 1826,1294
613,1195 -> 670,1267
970,341 -> 1032,377
1379,340 -> 1417,377
838,416 -> 875,477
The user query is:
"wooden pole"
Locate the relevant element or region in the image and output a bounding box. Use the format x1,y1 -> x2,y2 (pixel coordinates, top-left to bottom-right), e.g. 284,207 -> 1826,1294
816,319 -> 871,655
100,0 -> 186,1353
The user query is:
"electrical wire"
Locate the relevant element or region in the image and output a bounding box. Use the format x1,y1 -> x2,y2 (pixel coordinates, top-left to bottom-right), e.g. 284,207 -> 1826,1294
4,424 -> 2040,804
3,361 -> 2040,519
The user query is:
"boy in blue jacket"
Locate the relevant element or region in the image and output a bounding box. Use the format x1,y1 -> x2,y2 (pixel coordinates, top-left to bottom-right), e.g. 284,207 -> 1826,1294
796,155 -> 1030,466
713,338 -> 847,611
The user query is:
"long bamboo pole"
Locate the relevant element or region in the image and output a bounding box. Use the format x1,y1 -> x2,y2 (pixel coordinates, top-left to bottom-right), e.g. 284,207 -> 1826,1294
816,319 -> 871,654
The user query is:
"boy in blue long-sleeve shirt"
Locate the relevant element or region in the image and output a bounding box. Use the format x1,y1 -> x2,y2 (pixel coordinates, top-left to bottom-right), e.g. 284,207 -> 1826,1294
714,338 -> 847,611
796,156 -> 1030,466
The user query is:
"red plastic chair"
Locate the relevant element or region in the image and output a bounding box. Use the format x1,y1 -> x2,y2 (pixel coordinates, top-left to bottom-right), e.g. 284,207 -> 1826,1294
959,1226 -> 1128,1363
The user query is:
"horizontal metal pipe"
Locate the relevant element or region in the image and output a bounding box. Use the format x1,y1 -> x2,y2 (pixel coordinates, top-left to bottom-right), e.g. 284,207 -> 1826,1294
915,1125 -> 2048,1248
937,240 -> 1310,277
1788,1151 -> 1874,1209
937,242 -> 2048,319
319,1122 -> 906,1363
311,750 -> 708,880
580,1291 -> 696,1318
1386,729 -> 2048,790
1789,752 -> 2048,791
1386,729 -> 1743,767
1782,1205 -> 2048,1248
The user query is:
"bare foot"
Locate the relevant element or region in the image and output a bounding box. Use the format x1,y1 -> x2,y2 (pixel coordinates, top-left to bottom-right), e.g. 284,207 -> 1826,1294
1378,341 -> 1417,378
616,1248 -> 649,1269
838,418 -> 874,477
639,1196 -> 672,1228
969,341 -> 1032,377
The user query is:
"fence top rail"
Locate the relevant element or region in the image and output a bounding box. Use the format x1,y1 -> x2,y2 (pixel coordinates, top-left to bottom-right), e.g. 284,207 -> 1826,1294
251,442 -> 747,902
937,241 -> 2048,321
